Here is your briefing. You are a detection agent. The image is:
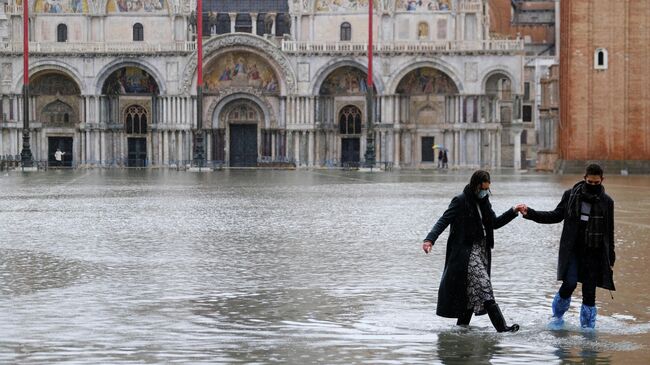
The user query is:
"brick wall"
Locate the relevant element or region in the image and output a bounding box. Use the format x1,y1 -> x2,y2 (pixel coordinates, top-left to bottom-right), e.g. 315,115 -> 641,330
560,0 -> 650,162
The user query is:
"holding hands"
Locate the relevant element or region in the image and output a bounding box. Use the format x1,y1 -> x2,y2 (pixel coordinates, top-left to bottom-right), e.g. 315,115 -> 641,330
513,203 -> 528,216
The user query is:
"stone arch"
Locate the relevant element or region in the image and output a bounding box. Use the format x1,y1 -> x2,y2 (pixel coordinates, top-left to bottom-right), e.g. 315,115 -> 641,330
95,59 -> 166,95
484,71 -> 514,99
13,61 -> 84,94
312,59 -> 385,96
338,104 -> 363,135
182,34 -> 297,95
123,104 -> 149,134
388,59 -> 463,94
481,67 -> 520,95
208,92 -> 275,130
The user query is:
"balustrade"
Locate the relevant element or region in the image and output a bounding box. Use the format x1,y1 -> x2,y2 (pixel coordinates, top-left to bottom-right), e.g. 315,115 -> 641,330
281,39 -> 524,54
0,41 -> 196,54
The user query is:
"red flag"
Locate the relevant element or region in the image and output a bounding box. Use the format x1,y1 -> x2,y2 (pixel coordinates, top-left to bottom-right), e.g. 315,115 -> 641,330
23,0 -> 28,88
368,0 -> 373,87
197,0 -> 203,92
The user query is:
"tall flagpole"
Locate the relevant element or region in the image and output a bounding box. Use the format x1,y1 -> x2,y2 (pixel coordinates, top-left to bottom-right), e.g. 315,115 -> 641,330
364,0 -> 376,168
193,0 -> 205,166
21,0 -> 33,167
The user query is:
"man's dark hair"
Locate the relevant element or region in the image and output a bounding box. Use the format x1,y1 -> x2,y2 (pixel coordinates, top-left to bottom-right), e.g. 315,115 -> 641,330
469,170 -> 491,192
585,163 -> 604,177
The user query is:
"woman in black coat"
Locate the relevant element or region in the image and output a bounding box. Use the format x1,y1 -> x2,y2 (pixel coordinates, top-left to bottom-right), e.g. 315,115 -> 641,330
423,170 -> 524,332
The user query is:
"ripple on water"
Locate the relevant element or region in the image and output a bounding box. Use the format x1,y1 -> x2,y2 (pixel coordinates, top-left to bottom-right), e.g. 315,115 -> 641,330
0,170 -> 649,363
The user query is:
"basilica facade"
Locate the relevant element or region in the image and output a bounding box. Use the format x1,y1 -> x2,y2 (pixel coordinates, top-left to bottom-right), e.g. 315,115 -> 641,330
0,0 -> 525,169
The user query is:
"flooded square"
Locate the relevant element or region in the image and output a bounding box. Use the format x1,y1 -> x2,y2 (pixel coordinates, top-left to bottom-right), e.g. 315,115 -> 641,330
0,170 -> 648,363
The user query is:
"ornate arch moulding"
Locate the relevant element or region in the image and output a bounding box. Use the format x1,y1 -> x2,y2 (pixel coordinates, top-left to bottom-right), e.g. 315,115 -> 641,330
206,89 -> 277,130
181,34 -> 297,95
310,58 -> 386,96
94,58 -> 168,95
13,60 -> 86,95
387,58 -> 464,95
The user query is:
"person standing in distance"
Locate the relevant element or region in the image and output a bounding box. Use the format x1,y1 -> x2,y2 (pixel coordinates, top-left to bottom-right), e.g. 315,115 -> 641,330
423,170 -> 526,332
521,164 -> 615,330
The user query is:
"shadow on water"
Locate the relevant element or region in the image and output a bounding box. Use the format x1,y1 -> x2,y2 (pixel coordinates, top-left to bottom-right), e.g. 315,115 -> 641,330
436,330 -> 499,364
0,248 -> 105,296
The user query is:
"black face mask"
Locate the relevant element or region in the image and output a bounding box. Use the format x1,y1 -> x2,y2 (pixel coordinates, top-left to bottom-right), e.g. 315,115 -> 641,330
584,183 -> 602,195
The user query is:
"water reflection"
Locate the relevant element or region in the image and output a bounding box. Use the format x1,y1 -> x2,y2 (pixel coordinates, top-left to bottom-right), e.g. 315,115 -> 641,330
550,331 -> 612,364
436,330 -> 498,364
0,170 -> 648,363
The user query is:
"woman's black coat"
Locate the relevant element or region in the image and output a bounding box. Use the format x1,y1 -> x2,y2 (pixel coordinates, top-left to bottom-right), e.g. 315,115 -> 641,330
523,186 -> 616,290
424,190 -> 517,318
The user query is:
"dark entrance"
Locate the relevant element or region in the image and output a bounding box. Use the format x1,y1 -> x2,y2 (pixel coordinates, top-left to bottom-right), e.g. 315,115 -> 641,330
341,138 -> 360,166
421,136 -> 435,162
127,138 -> 147,167
48,136 -> 73,167
229,124 -> 258,167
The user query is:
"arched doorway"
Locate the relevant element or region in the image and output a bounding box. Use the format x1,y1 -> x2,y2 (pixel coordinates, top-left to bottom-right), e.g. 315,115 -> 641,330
30,71 -> 82,166
124,105 -> 148,167
225,101 -> 261,167
317,66 -> 375,166
100,66 -> 159,167
485,72 -> 515,168
395,67 -> 458,165
339,105 -> 362,165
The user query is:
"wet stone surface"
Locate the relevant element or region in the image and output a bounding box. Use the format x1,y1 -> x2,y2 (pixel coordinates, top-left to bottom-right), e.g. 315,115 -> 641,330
0,170 -> 649,364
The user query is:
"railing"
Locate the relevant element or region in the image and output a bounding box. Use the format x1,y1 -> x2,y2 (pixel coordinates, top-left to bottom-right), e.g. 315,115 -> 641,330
319,158 -> 394,171
281,39 -> 524,54
3,4 -> 22,14
0,41 -> 197,54
458,2 -> 483,12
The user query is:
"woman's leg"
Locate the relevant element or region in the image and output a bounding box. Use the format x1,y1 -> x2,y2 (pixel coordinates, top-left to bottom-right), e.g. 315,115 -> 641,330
466,242 -> 518,332
485,299 -> 519,332
456,310 -> 473,326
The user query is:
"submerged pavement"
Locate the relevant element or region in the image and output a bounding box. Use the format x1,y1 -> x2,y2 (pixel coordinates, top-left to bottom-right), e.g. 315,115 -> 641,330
0,169 -> 648,364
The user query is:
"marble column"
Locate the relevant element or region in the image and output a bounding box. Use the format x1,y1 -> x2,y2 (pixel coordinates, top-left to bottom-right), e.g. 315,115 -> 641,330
229,13 -> 237,33
251,13 -> 258,35
393,130 -> 400,167
308,130 -> 314,166
511,126 -> 523,170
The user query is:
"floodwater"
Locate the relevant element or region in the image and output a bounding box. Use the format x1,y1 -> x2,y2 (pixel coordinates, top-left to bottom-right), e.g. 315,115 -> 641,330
0,169 -> 648,364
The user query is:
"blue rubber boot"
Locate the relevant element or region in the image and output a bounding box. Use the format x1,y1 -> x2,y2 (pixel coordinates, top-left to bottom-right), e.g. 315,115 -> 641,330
580,304 -> 597,330
548,292 -> 571,330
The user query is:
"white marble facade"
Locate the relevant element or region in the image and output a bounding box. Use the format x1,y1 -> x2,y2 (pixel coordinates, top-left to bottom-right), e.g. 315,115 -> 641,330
0,0 -> 526,168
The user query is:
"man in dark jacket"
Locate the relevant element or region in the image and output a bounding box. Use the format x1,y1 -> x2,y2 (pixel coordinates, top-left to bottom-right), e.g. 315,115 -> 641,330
522,164 -> 615,330
422,170 -> 526,332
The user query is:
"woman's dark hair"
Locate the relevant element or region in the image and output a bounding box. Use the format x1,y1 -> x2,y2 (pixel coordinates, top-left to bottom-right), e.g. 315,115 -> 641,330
469,170 -> 491,193
584,163 -> 604,177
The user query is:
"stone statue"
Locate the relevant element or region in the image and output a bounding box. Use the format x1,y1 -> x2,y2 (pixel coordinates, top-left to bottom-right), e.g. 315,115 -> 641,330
264,14 -> 274,35
208,11 -> 219,28
188,10 -> 197,33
